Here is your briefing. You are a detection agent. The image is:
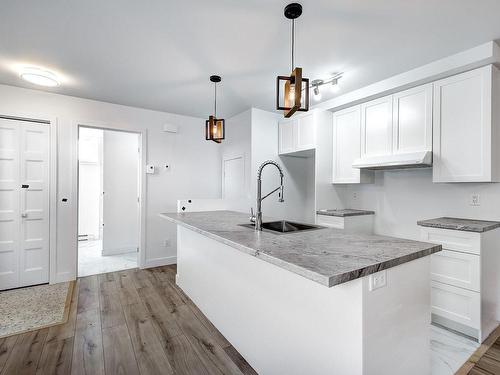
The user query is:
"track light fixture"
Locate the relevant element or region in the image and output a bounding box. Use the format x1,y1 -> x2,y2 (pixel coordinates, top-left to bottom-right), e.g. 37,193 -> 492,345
310,74 -> 342,101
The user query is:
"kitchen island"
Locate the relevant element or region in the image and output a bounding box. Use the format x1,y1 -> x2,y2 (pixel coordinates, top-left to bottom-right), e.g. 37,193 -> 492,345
161,211 -> 441,375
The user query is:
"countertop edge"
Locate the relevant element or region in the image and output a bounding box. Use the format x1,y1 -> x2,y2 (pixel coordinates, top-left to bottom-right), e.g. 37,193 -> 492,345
316,210 -> 375,217
417,219 -> 500,233
161,213 -> 442,288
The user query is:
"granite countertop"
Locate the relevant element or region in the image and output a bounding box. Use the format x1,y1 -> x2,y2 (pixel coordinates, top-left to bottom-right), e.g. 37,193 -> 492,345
316,209 -> 375,217
417,217 -> 500,233
161,211 -> 441,288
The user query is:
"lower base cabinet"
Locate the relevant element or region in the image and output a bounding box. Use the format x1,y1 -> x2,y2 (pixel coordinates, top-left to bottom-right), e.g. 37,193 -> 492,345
421,225 -> 500,342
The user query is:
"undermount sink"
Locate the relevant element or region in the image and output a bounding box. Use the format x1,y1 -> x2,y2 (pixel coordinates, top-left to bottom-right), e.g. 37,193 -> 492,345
240,220 -> 324,234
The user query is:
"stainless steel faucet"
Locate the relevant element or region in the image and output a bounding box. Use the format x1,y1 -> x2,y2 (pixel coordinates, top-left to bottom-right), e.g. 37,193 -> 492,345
251,160 -> 284,231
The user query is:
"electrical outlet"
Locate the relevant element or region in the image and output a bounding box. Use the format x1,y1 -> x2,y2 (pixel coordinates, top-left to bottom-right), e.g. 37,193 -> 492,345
470,194 -> 480,206
163,239 -> 171,247
369,270 -> 387,291
353,192 -> 358,201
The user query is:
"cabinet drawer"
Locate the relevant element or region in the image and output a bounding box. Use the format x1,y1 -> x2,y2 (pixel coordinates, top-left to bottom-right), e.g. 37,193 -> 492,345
420,227 -> 480,255
316,215 -> 344,229
431,281 -> 480,329
431,250 -> 480,291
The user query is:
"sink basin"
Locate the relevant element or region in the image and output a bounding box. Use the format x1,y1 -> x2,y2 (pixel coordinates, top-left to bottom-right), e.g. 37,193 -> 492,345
240,220 -> 324,234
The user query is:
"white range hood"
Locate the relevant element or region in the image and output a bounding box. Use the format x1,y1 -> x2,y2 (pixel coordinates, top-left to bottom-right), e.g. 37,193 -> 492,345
352,150 -> 432,170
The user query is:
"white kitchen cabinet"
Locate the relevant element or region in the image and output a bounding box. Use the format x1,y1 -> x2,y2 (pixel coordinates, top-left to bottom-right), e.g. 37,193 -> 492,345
360,95 -> 393,158
392,84 -> 433,154
431,250 -> 480,292
296,113 -> 316,150
420,223 -> 500,342
278,120 -> 294,154
433,65 -> 500,182
431,281 -> 481,331
332,106 -> 373,184
278,112 -> 317,155
316,213 -> 374,234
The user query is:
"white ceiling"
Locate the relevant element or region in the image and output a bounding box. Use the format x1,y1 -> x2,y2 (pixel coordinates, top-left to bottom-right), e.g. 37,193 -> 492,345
1,0 -> 500,118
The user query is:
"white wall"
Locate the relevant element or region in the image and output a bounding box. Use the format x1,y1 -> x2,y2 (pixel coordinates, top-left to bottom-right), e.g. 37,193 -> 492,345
0,83 -> 221,282
102,130 -> 139,255
336,168 -> 500,240
78,128 -> 102,240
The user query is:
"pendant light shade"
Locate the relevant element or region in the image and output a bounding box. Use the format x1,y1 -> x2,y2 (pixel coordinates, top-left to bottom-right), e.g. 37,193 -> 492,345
276,3 -> 309,118
206,75 -> 225,143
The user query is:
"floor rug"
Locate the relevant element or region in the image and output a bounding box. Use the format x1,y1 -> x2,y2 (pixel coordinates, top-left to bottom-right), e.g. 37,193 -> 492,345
0,281 -> 73,338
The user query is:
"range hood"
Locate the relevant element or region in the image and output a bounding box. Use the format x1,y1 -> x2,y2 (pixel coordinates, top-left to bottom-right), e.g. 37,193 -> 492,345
352,151 -> 432,170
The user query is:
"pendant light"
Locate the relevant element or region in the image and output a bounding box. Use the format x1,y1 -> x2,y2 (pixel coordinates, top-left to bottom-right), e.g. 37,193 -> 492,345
205,75 -> 225,143
276,3 -> 309,118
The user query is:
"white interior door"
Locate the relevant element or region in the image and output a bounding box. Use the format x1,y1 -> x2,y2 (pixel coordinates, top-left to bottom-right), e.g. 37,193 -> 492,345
222,155 -> 245,211
0,118 -> 50,290
102,130 -> 139,256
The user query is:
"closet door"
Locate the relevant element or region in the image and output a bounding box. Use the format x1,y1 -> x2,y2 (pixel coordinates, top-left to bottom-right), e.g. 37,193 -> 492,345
0,118 -> 50,290
19,122 -> 50,287
0,118 -> 21,289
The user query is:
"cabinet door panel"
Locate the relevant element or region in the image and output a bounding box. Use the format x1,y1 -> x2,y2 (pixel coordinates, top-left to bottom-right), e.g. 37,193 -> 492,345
431,281 -> 480,329
278,120 -> 294,155
431,250 -> 480,292
393,84 -> 432,153
361,96 -> 393,157
332,106 -> 361,183
433,65 -> 493,182
296,114 -> 315,150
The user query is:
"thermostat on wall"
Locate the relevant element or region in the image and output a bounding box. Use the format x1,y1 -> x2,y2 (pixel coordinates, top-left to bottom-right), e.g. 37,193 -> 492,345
146,165 -> 155,174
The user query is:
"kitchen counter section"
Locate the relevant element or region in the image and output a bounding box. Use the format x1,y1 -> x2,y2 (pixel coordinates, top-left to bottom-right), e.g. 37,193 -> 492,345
417,217 -> 500,233
161,210 -> 441,287
316,208 -> 375,217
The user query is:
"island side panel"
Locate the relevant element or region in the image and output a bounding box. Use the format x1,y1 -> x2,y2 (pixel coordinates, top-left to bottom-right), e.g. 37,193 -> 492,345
176,225 -> 364,375
362,256 -> 431,375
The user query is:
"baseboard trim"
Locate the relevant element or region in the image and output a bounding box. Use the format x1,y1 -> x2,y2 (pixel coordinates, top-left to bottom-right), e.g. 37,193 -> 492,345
53,271 -> 76,284
143,256 -> 177,269
102,246 -> 138,256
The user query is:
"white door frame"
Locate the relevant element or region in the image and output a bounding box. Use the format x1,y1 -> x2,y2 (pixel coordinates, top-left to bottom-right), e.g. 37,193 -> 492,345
0,112 -> 58,286
75,122 -> 147,272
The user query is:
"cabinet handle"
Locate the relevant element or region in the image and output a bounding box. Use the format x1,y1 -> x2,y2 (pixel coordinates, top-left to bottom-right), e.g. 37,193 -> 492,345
21,213 -> 28,218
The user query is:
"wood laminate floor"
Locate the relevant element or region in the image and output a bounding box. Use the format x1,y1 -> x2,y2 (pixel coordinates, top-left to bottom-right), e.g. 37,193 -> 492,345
0,266 -> 257,375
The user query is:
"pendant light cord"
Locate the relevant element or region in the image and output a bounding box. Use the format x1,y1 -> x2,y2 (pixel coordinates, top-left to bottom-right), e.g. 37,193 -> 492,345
290,19 -> 295,71
214,82 -> 217,118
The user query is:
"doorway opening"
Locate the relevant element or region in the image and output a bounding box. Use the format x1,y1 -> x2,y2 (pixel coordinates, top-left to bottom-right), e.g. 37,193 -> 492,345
77,127 -> 140,277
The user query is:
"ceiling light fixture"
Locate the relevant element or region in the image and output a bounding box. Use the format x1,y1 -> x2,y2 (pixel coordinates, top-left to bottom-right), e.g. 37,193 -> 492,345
311,79 -> 323,101
307,74 -> 342,101
205,75 -> 225,144
20,67 -> 60,87
276,3 -> 309,118
330,77 -> 340,93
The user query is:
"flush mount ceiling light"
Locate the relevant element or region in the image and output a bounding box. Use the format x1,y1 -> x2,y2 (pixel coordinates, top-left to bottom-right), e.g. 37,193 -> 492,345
276,3 -> 309,118
20,67 -> 60,87
205,75 -> 225,144
309,73 -> 342,101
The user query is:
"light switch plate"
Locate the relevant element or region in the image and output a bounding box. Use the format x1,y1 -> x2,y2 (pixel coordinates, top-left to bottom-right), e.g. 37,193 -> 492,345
369,270 -> 387,291
146,165 -> 155,174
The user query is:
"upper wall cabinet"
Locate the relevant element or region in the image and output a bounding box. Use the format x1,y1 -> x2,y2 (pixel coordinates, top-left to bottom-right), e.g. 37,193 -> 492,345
433,65 -> 500,182
354,83 -> 433,169
361,96 -> 393,158
393,84 -> 433,154
278,112 -> 317,155
332,106 -> 374,184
